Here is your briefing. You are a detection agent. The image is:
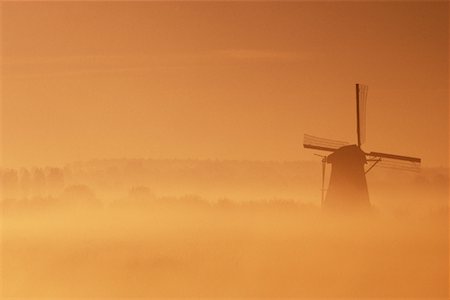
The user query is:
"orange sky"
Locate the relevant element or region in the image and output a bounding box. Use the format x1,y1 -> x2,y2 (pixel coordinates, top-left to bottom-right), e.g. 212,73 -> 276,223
1,2 -> 448,168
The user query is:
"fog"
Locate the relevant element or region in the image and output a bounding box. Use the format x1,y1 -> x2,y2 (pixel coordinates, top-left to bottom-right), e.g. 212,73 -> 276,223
1,159 -> 448,298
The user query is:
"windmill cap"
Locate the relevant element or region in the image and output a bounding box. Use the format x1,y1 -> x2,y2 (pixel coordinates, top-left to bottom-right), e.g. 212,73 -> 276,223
327,145 -> 367,164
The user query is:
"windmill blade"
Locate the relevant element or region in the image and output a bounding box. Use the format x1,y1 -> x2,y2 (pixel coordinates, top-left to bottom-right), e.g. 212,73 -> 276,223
356,83 -> 368,146
371,158 -> 421,172
303,134 -> 348,152
368,151 -> 421,163
367,151 -> 421,172
304,144 -> 339,152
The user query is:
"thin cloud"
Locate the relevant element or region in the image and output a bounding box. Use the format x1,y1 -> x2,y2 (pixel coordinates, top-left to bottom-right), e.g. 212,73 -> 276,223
216,49 -> 312,62
2,49 -> 311,79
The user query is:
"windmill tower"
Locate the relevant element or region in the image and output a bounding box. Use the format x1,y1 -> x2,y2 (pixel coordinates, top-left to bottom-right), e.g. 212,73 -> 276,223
304,84 -> 421,211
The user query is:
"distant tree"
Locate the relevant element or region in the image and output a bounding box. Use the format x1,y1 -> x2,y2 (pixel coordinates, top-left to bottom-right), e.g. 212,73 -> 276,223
46,167 -> 65,195
216,198 -> 235,210
31,168 -> 46,196
62,166 -> 73,184
1,169 -> 19,199
124,160 -> 146,185
128,185 -> 155,205
61,184 -> 101,208
19,168 -> 31,198
177,194 -> 208,208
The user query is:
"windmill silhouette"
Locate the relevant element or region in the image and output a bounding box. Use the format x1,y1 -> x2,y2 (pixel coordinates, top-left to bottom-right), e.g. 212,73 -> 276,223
304,84 -> 421,211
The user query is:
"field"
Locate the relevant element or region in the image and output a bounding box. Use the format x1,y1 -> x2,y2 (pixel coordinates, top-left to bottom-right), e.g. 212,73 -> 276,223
2,203 -> 448,298
1,161 -> 448,298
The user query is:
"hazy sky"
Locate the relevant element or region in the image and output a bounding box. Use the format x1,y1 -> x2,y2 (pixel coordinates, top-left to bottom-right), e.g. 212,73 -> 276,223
1,2 -> 448,167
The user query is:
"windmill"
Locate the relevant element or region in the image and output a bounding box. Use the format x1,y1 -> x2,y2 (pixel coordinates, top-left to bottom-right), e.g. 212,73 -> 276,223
303,84 -> 421,211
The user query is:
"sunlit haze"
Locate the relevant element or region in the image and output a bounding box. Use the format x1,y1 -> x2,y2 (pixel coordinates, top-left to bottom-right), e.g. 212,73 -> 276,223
1,2 -> 448,167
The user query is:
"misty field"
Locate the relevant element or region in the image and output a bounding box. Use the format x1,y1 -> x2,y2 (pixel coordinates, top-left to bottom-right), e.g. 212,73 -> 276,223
1,160 -> 448,298
1,204 -> 448,298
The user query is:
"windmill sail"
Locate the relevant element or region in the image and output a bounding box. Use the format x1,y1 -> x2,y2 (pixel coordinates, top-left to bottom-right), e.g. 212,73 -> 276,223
356,83 -> 368,146
367,151 -> 421,172
376,159 -> 421,172
368,151 -> 421,163
303,134 -> 349,152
